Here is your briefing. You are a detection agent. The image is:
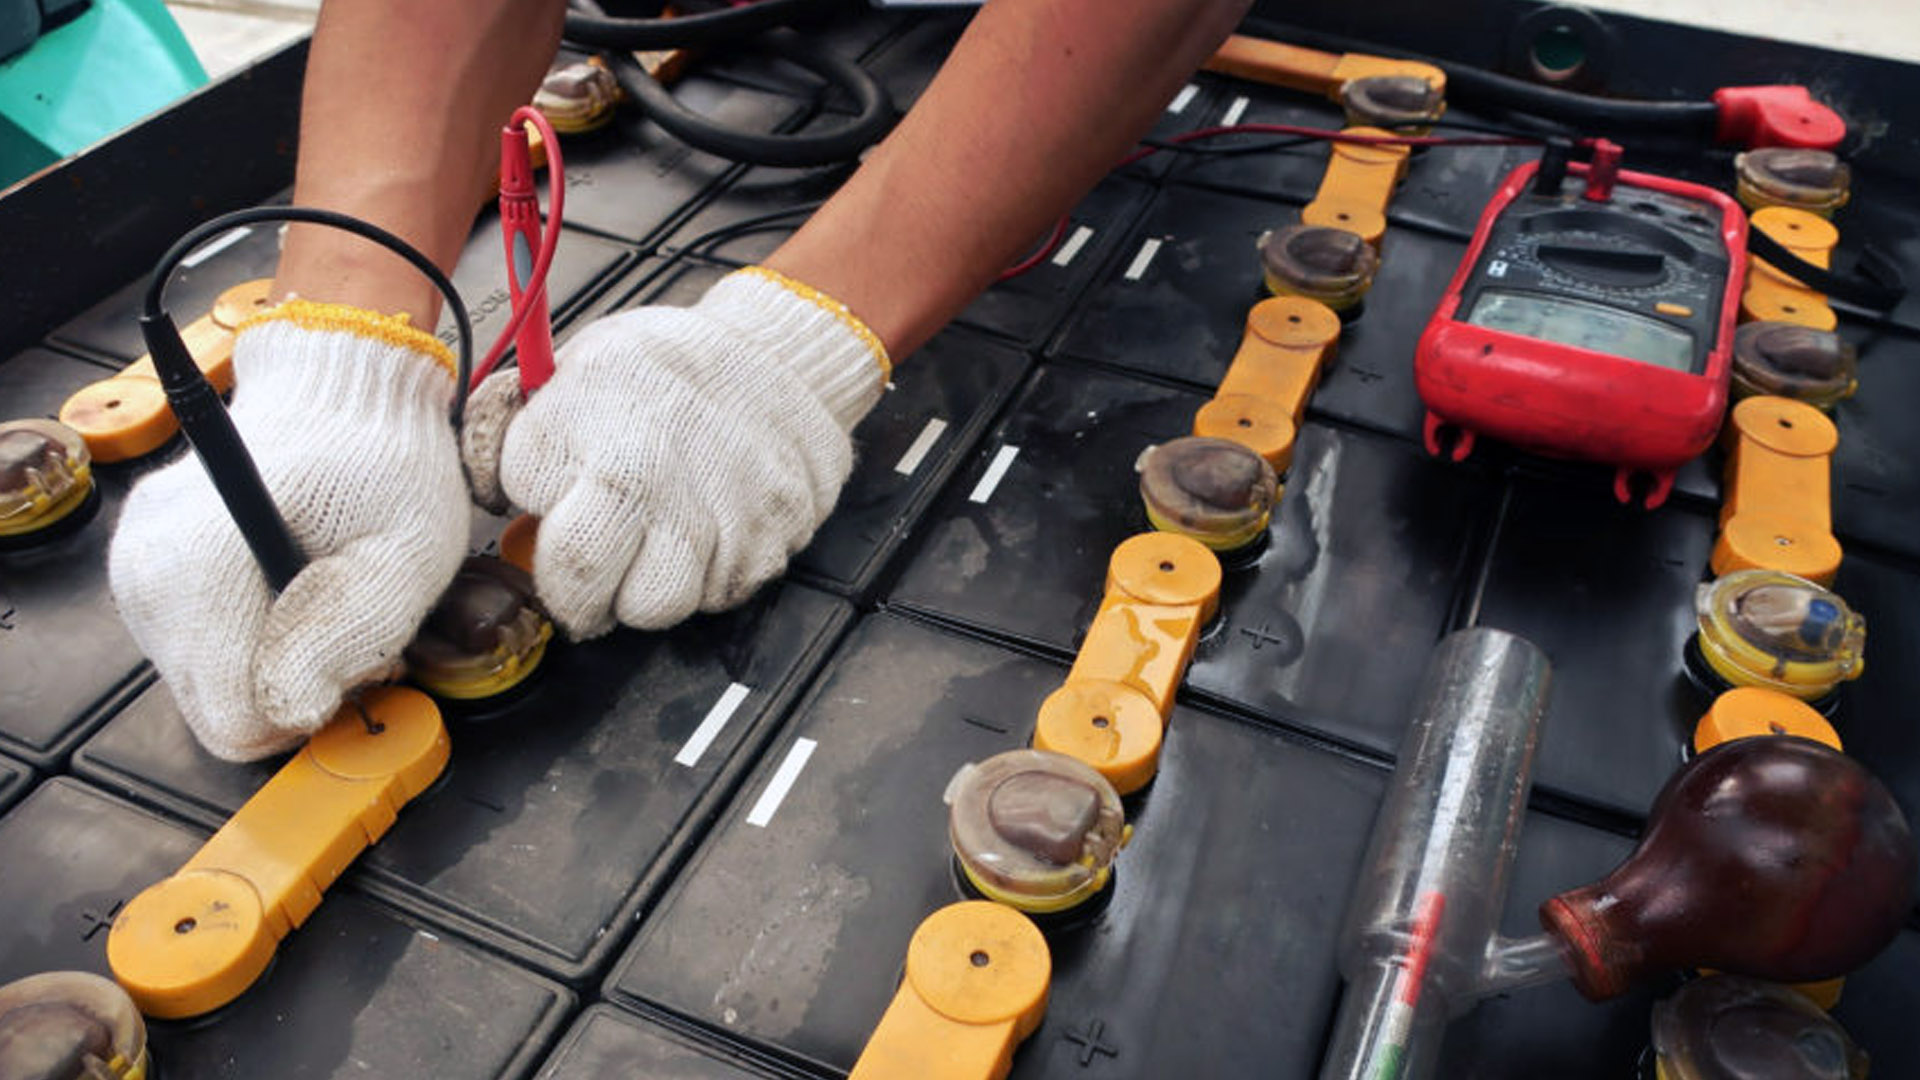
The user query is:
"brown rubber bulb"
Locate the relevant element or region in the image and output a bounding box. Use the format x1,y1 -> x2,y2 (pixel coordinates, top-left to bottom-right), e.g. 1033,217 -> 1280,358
1541,737 -> 1915,1001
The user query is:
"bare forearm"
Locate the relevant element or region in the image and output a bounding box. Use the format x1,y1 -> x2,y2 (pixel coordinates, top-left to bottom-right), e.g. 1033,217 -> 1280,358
275,0 -> 566,324
764,0 -> 1251,359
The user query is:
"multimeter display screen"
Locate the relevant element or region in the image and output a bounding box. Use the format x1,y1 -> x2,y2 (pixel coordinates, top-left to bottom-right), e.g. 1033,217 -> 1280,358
1466,290 -> 1696,372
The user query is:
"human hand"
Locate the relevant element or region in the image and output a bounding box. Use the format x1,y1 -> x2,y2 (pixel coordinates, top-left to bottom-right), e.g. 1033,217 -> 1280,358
109,304 -> 470,761
462,268 -> 889,637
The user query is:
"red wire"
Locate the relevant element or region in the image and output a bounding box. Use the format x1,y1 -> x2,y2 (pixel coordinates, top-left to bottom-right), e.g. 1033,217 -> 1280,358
996,122 -> 1543,283
995,214 -> 1073,283
470,105 -> 566,390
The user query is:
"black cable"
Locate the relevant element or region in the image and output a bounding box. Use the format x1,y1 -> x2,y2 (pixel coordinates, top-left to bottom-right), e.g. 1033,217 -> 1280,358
141,206 -> 473,591
1242,18 -> 1721,136
1747,228 -> 1907,311
601,29 -> 894,167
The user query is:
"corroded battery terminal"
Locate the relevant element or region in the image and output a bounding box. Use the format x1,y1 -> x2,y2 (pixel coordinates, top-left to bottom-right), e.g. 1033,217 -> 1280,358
1259,223 -> 1381,313
0,971 -> 150,1080
1734,148 -> 1852,217
1340,75 -> 1446,132
406,555 -> 554,700
0,419 -> 96,544
1137,436 -> 1277,553
1694,569 -> 1864,701
945,749 -> 1130,915
1650,974 -> 1868,1079
533,57 -> 623,135
1730,322 -> 1857,409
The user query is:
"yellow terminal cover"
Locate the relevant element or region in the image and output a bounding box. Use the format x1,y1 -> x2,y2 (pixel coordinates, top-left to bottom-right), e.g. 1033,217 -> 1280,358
1202,34 -> 1444,101
1033,533 -> 1221,790
1712,396 -> 1841,585
1740,208 -> 1838,330
59,279 -> 273,463
1693,686 -> 1842,755
849,902 -> 1050,1080
107,687 -> 448,1019
1193,296 -> 1341,470
1302,127 -> 1411,248
1067,596 -> 1207,720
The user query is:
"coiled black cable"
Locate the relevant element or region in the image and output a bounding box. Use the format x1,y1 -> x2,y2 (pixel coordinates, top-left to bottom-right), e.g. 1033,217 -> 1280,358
563,0 -> 844,50
564,0 -> 895,166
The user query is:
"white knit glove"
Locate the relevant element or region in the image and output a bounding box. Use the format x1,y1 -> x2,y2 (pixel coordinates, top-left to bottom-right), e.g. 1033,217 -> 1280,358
462,268 -> 889,637
109,303 -> 469,761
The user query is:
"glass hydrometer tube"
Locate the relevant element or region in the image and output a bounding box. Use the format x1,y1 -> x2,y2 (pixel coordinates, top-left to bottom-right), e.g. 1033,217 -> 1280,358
1319,627 -> 1554,1080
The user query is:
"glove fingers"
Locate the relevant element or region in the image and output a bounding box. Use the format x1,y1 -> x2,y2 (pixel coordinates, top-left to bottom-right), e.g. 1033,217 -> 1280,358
460,367 -> 525,514
532,475 -> 653,638
614,519 -> 714,631
110,469 -> 285,761
253,532 -> 463,735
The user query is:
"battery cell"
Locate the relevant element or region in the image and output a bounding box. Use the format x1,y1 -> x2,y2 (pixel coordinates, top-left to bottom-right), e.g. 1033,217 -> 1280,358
668,173 -> 1155,349
539,70 -> 812,246
1052,184 -> 1472,444
1831,330 -> 1920,564
537,1004 -> 782,1080
890,362 -> 1498,750
74,582 -> 851,983
609,611 -> 1386,1078
0,348 -> 158,768
1170,76 -> 1541,238
0,778 -> 574,1079
1831,549 -> 1920,910
1470,476 -> 1720,820
0,754 -> 29,814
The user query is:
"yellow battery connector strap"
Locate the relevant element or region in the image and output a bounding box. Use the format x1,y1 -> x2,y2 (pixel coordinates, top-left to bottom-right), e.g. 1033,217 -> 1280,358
237,298 -> 458,378
849,902 -> 1051,1080
737,265 -> 894,380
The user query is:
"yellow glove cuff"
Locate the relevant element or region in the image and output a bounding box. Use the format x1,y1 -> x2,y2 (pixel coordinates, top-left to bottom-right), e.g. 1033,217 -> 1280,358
738,265 -> 893,380
238,299 -> 457,378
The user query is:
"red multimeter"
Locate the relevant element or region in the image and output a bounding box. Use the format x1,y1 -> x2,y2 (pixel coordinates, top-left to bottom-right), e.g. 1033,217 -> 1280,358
1415,148 -> 1749,509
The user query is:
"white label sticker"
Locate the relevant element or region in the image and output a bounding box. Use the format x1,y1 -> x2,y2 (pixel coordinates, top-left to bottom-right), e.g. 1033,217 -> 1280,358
1167,83 -> 1199,115
181,227 -> 253,268
746,738 -> 818,828
1124,237 -> 1164,281
1051,225 -> 1096,268
893,417 -> 949,476
968,445 -> 1021,504
1222,95 -> 1251,128
674,682 -> 752,767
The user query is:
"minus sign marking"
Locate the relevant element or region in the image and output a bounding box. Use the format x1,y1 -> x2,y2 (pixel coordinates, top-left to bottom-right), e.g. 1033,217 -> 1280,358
1052,225 -> 1095,267
969,445 -> 1021,504
746,738 -> 817,828
676,682 -> 752,767
181,227 -> 253,268
1124,237 -> 1164,281
893,417 -> 949,476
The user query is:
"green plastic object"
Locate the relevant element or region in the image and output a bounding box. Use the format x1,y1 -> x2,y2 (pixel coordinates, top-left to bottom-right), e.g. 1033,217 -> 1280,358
0,0 -> 207,190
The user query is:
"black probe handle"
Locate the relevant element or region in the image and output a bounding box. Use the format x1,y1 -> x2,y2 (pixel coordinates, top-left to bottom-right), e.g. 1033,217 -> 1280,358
139,311 -> 307,594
